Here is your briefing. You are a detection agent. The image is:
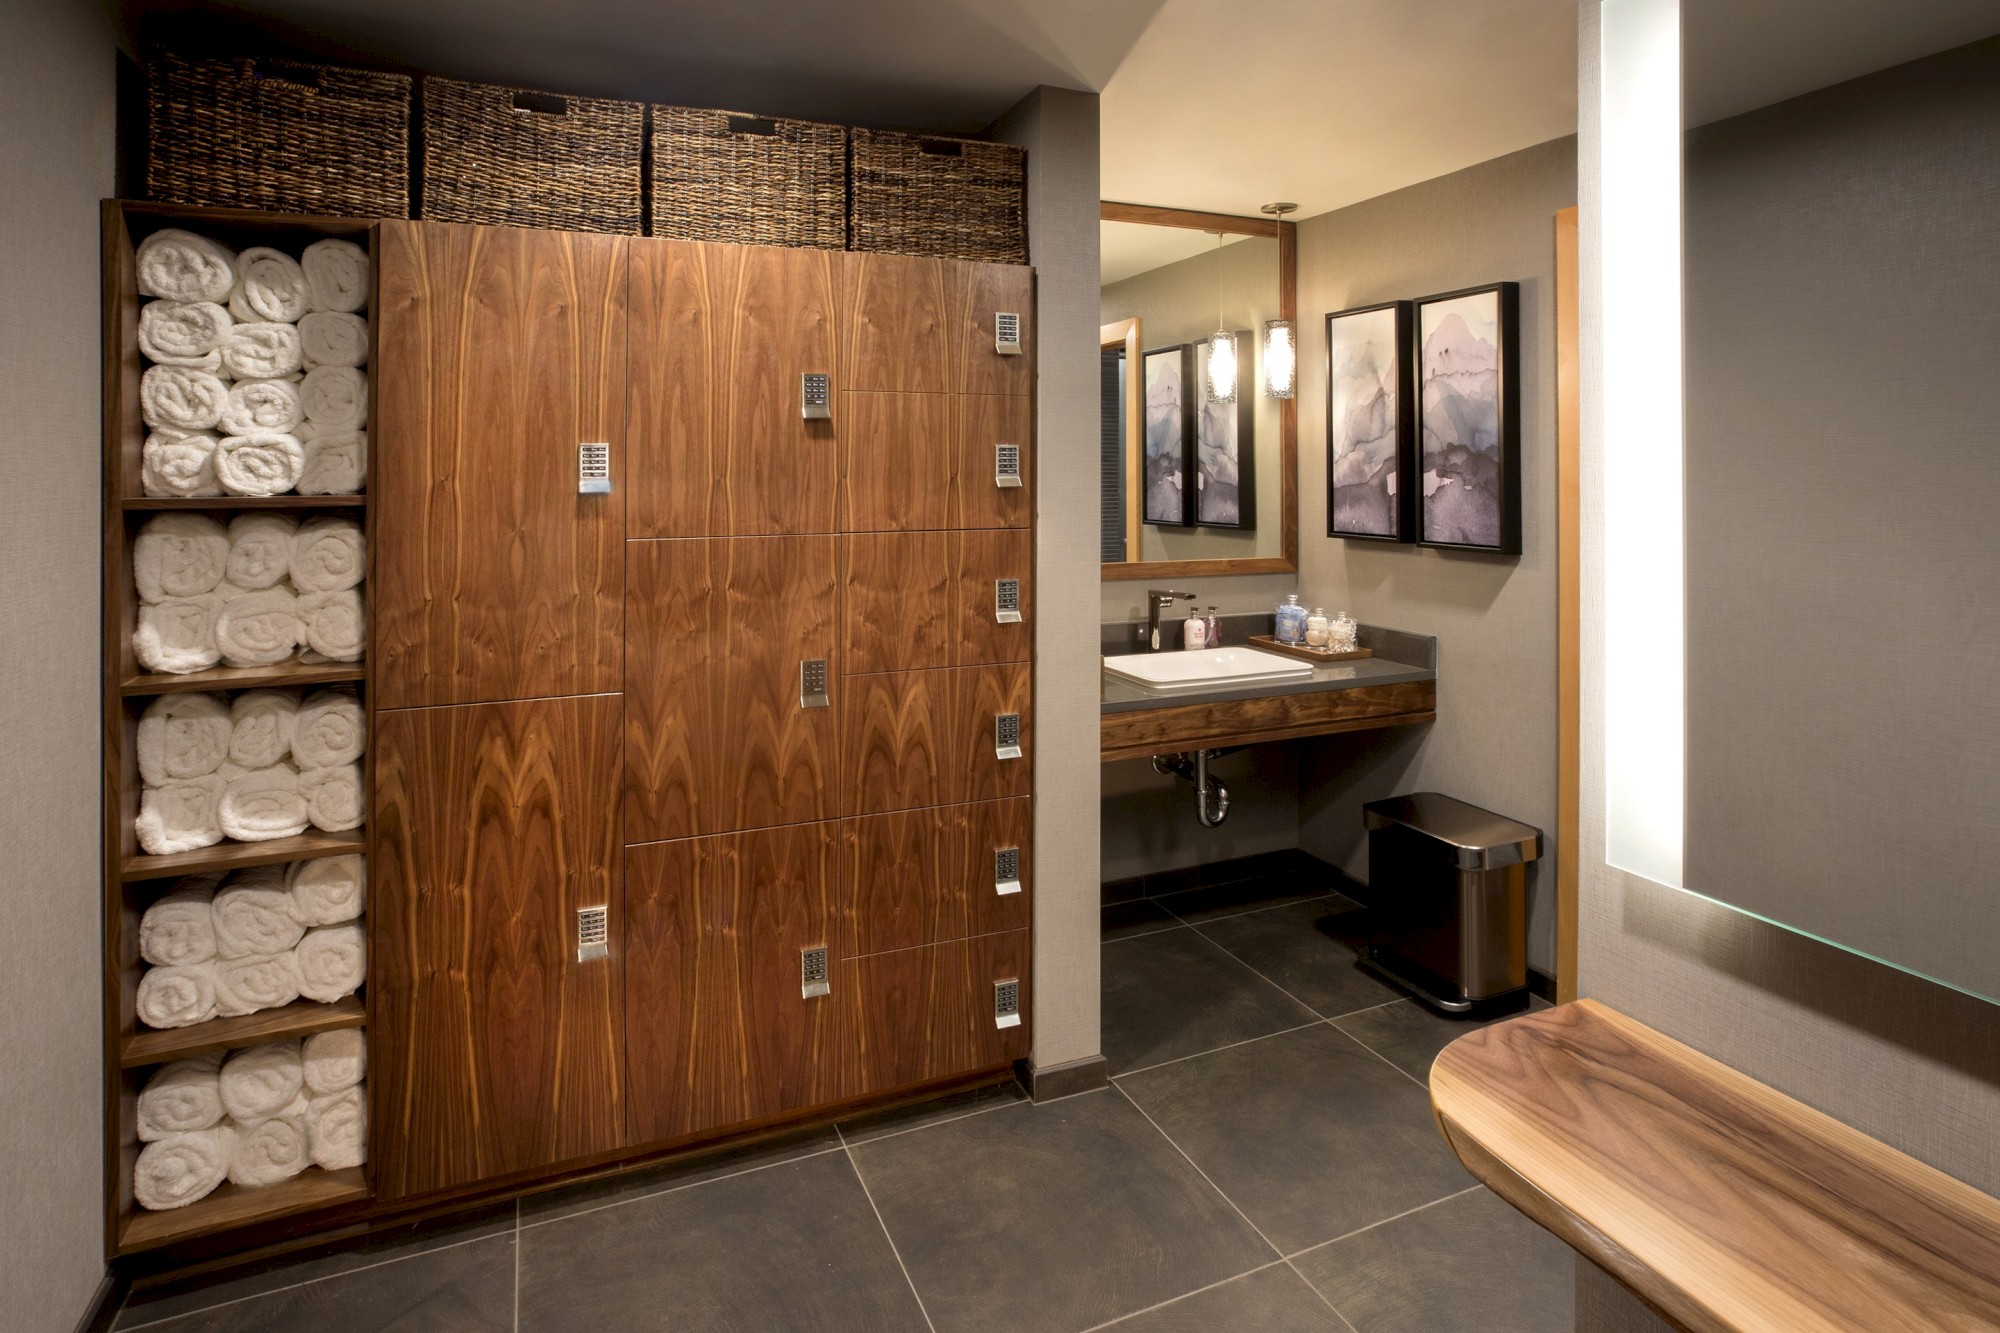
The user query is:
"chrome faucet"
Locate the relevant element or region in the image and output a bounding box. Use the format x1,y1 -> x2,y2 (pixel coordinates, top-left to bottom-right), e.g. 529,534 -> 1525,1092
1146,589 -> 1199,651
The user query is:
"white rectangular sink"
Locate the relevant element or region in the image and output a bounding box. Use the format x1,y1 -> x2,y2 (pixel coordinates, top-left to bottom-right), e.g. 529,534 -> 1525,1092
1104,646 -> 1315,693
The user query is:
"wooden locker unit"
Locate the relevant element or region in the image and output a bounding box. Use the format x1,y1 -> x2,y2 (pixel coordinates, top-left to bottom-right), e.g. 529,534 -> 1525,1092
838,530 -> 1030,675
371,694 -> 626,1199
623,534 -> 840,843
624,824 -> 842,1143
373,221 -> 628,709
841,930 -> 1032,1096
840,252 -> 1034,396
836,391 -> 955,533
841,798 -> 1032,958
839,663 -> 1032,817
626,239 -> 842,538
952,393 -> 1034,529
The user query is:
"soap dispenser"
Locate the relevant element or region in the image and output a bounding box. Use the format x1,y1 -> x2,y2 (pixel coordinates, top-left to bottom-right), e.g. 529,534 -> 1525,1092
1276,594 -> 1307,645
1183,605 -> 1207,650
1204,606 -> 1222,648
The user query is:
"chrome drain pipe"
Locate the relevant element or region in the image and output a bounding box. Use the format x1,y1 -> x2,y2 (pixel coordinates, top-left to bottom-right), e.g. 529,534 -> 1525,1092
1151,749 -> 1233,827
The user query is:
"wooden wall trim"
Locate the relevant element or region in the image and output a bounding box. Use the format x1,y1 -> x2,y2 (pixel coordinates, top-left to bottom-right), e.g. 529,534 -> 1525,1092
1555,207 -> 1580,1004
1100,681 -> 1435,762
1100,317 -> 1143,563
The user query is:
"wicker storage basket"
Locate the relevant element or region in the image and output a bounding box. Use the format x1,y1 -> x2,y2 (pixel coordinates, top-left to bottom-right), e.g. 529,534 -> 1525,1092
849,129 -> 1026,264
145,51 -> 412,218
420,78 -> 643,234
649,107 -> 847,249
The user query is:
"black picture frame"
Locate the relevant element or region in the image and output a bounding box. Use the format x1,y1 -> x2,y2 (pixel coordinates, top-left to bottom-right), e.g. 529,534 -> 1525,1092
1193,330 -> 1257,529
1412,281 -> 1521,554
1140,343 -> 1194,527
1324,300 -> 1415,542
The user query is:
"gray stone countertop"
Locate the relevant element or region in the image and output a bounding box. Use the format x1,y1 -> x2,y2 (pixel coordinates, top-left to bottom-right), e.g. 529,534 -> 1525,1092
1100,615 -> 1438,715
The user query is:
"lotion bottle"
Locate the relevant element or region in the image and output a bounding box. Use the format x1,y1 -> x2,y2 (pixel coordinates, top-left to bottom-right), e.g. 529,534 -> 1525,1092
1183,608 -> 1207,650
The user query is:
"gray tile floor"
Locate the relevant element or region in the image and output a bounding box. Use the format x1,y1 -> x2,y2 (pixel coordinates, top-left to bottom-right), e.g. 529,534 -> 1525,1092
113,873 -> 1571,1333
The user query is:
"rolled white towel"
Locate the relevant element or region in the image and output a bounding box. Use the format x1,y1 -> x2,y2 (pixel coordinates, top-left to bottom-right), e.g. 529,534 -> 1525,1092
217,765 -> 310,843
296,924 -> 366,1003
141,365 -> 230,432
137,1055 -> 224,1140
214,951 -> 303,1017
302,1028 -> 366,1094
134,775 -> 224,855
218,377 -> 303,437
229,688 -> 300,769
211,866 -> 307,956
307,1086 -> 366,1170
134,1128 -> 232,1210
290,516 -> 365,593
133,594 -> 224,674
292,688 -> 364,768
289,855 -> 365,928
222,513 -> 299,592
139,300 -> 232,369
220,321 -> 303,380
298,311 -> 369,370
298,591 -> 365,664
299,764 -> 364,832
134,961 -> 218,1029
139,884 -> 218,968
219,1039 -> 305,1123
227,247 -> 310,323
134,512 -> 229,604
136,691 -> 231,785
300,365 -> 366,431
214,432 -> 305,497
229,1100 -> 311,1187
137,229 -> 236,303
142,429 -> 224,499
215,587 -> 300,667
297,429 -> 366,496
301,238 -> 368,314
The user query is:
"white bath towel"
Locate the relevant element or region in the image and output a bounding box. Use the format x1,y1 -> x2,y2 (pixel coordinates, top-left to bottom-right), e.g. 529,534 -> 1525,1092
215,587 -> 300,667
141,365 -> 230,432
220,321 -> 303,380
134,961 -> 218,1029
292,688 -> 364,768
213,950 -> 303,1017
228,688 -> 300,769
137,230 -> 237,303
133,594 -> 223,674
302,1028 -> 366,1094
133,1128 -> 231,1210
297,429 -> 366,496
142,429 -> 224,499
137,1055 -> 224,1141
298,591 -> 365,663
306,1087 -> 366,1170
211,867 -> 307,956
296,924 -> 366,1003
227,247 -> 310,323
134,775 -> 224,855
219,1039 -> 305,1124
136,691 -> 231,786
289,517 -> 365,593
138,884 -> 218,968
222,513 -> 299,592
229,1102 -> 311,1187
134,512 -> 229,604
139,300 -> 233,369
218,377 -> 304,437
298,311 -> 369,370
301,238 -> 369,314
299,764 -> 364,833
217,765 -> 310,843
289,855 -> 365,928
300,365 -> 367,431
213,431 -> 306,497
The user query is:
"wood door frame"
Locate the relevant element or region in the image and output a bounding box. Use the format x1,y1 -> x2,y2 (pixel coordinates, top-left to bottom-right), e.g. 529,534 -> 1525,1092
1099,201 -> 1298,581
1556,207 -> 1580,1003
1100,317 -> 1143,563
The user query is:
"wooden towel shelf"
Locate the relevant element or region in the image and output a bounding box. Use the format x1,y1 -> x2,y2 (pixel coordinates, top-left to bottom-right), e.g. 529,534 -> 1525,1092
1430,999 -> 2000,1332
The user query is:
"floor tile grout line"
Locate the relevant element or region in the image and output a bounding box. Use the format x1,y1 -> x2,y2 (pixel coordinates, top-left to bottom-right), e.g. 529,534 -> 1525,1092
1279,1255 -> 1365,1333
1111,1082 -> 1286,1263
113,1225 -> 512,1332
1073,1257 -> 1292,1332
512,1199 -> 521,1333
1154,889 -> 1350,931
1284,1184 -> 1484,1262
1181,919 -> 1345,1021
1323,1019 -> 1431,1093
839,1127 -> 940,1333
515,1143 -> 850,1233
1110,1019 -> 1324,1080
842,1091 -> 1033,1147
1099,919 -> 1192,946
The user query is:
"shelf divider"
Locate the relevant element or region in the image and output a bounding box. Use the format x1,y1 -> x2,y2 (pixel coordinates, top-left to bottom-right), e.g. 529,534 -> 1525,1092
121,830 -> 363,883
121,996 -> 365,1068
120,657 -> 365,697
122,495 -> 366,512
117,1167 -> 370,1255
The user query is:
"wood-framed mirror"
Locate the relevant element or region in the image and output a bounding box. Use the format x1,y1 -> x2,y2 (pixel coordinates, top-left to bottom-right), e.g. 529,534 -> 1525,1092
1100,201 -> 1298,581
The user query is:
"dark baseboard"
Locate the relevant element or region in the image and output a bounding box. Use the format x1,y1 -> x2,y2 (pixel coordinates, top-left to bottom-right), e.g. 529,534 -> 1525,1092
74,1270 -> 125,1333
1020,1054 -> 1109,1102
1528,967 -> 1558,1004
1102,847 -> 1348,906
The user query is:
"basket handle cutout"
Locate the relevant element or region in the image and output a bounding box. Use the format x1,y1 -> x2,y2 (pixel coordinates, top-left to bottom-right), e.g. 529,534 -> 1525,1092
512,90 -> 571,115
727,115 -> 779,137
255,60 -> 324,91
918,138 -> 965,157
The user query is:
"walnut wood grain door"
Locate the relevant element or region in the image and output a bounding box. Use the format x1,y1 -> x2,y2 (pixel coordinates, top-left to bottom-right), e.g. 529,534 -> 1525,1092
627,239 -> 840,537
624,824 -> 840,1144
841,930 -> 1031,1097
371,695 -> 625,1199
840,253 -> 1033,397
374,221 -> 627,709
841,798 -> 1031,957
839,663 -> 1032,817
838,531 -> 1031,674
625,536 -> 838,842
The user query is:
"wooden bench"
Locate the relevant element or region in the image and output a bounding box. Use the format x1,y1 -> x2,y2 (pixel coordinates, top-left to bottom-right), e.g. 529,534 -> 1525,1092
1430,999 -> 2000,1331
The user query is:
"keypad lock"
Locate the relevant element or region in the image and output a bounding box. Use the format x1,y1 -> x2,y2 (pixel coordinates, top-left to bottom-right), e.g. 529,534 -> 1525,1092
995,713 -> 1022,761
578,442 -> 611,495
995,312 -> 1023,356
800,660 -> 830,709
576,905 -> 609,961
800,373 -> 831,420
994,847 -> 1022,896
801,946 -> 830,999
995,579 -> 1022,624
995,444 -> 1022,489
994,978 -> 1021,1028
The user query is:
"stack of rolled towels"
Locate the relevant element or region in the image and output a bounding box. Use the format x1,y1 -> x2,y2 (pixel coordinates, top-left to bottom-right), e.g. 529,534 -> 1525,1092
134,687 -> 365,856
132,510 -> 363,674
135,854 -> 367,1029
132,1031 -> 367,1210
136,228 -> 368,498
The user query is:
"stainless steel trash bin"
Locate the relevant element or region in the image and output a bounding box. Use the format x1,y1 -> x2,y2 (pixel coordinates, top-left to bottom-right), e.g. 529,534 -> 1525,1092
1359,792 -> 1542,1015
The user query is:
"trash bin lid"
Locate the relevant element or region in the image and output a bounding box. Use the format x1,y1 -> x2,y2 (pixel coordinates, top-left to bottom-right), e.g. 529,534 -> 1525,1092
1362,792 -> 1543,870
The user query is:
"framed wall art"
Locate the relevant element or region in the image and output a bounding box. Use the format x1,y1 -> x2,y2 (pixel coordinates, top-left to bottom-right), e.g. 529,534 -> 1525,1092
1141,343 -> 1194,527
1414,282 -> 1520,553
1194,329 -> 1256,529
1325,300 -> 1414,541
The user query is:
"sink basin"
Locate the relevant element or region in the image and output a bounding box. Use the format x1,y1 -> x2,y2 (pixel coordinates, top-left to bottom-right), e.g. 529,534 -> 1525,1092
1104,646 -> 1315,693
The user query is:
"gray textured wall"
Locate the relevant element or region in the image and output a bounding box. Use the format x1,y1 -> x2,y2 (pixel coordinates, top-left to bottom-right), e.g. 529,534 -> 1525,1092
0,0 -> 116,1327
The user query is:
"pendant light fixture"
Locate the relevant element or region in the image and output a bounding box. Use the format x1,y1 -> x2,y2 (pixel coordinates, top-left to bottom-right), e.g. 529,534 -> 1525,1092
1260,202 -> 1298,399
1205,231 -> 1237,405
